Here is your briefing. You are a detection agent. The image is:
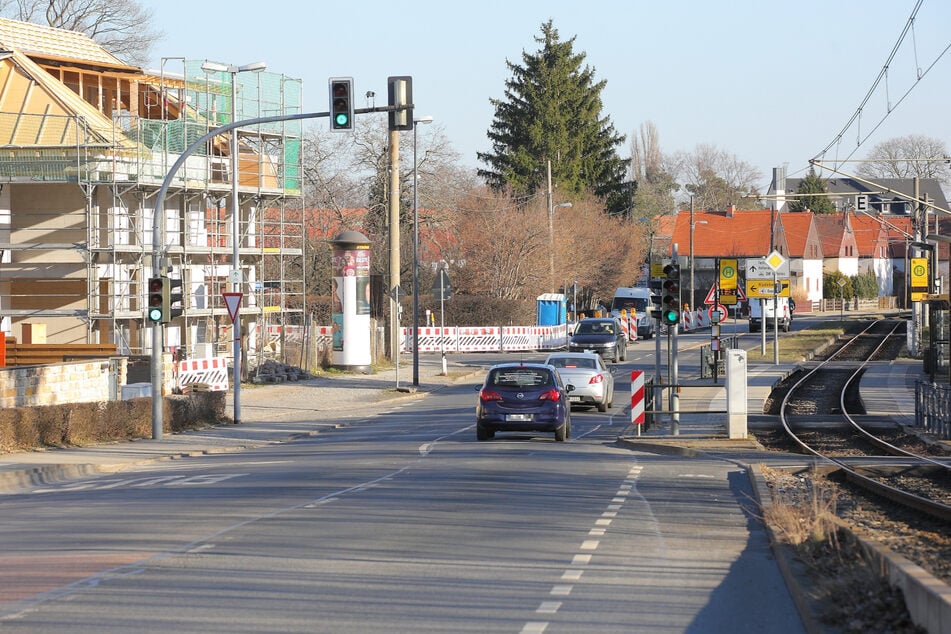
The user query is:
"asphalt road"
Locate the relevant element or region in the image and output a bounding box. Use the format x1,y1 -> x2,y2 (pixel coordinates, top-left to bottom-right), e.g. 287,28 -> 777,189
0,347 -> 804,633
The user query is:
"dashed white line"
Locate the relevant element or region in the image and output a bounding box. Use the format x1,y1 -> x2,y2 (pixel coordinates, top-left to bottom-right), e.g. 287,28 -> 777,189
580,540 -> 600,550
602,511 -> 618,518
588,528 -> 606,536
550,585 -> 572,596
561,570 -> 584,581
595,518 -> 612,526
571,554 -> 592,565
521,623 -> 548,633
536,601 -> 562,614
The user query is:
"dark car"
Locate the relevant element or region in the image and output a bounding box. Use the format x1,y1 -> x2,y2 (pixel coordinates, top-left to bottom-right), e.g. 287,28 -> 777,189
568,317 -> 627,362
475,363 -> 573,441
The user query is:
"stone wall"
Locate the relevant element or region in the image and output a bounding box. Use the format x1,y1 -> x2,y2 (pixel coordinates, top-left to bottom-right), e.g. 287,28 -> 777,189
0,357 -> 128,408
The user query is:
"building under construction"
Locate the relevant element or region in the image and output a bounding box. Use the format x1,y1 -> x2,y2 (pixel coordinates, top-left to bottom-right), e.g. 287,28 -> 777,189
0,18 -> 305,368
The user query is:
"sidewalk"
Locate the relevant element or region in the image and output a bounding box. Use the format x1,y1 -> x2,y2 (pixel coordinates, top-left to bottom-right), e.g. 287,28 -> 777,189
0,357 -> 480,492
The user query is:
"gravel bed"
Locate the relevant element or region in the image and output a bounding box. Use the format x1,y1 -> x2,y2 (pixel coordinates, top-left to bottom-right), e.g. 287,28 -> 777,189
764,467 -> 944,633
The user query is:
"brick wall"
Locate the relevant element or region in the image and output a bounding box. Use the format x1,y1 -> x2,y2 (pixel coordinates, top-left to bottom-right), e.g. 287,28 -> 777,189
0,357 -> 129,408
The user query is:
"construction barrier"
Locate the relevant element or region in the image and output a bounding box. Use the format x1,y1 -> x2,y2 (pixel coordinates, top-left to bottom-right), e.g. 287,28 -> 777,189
176,356 -> 229,392
400,324 -> 569,353
630,370 -> 645,426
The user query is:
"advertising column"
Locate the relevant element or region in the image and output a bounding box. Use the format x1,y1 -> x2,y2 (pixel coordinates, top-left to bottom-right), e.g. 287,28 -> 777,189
331,230 -> 372,372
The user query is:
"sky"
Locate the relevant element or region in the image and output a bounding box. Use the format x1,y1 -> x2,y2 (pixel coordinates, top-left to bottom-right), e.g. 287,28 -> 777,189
148,1 -> 951,193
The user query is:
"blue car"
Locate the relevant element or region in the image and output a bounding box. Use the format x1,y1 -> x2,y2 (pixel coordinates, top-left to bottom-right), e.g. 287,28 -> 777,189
475,363 -> 573,441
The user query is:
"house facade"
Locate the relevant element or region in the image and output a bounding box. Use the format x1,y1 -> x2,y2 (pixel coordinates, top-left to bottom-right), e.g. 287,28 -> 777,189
0,18 -> 304,365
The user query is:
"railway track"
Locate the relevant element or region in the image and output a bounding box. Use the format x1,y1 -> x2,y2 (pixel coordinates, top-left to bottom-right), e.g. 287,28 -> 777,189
777,318 -> 951,523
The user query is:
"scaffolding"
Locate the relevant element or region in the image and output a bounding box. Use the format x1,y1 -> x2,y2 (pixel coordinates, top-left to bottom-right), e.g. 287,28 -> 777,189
0,55 -> 305,369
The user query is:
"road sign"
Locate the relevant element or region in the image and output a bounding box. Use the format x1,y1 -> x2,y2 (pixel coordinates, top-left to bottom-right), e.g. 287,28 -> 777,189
856,195 -> 869,212
910,257 -> 929,291
719,259 -> 737,290
709,304 -> 727,323
765,250 -> 786,272
704,283 -> 746,305
222,292 -> 242,323
630,370 -> 645,426
432,269 -> 452,301
747,256 -> 789,279
746,279 -> 790,298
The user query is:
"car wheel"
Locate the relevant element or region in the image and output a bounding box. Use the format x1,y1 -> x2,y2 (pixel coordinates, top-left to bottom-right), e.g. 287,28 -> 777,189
477,425 -> 492,441
597,399 -> 607,413
555,422 -> 567,442
621,343 -> 627,362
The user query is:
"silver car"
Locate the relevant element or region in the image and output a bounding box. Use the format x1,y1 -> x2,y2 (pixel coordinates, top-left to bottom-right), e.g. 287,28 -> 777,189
544,352 -> 615,412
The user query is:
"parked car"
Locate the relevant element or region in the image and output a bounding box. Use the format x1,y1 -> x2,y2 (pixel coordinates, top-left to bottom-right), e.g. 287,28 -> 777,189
568,317 -> 627,362
475,363 -> 573,441
544,352 -> 614,412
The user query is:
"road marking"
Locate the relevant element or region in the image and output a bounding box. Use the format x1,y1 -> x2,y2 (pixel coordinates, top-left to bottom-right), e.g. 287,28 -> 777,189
602,511 -> 618,517
561,570 -> 584,581
580,540 -> 599,550
588,528 -> 606,536
595,518 -> 612,526
611,497 -> 626,503
571,554 -> 592,565
521,623 -> 548,633
550,585 -> 572,596
536,601 -> 561,614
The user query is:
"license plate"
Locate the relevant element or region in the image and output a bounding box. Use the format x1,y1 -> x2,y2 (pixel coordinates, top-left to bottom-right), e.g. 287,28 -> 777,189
569,396 -> 582,402
506,413 -> 532,422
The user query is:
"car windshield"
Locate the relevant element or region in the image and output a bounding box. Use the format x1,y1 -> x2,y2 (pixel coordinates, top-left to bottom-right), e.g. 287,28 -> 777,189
610,297 -> 649,313
548,357 -> 596,370
576,322 -> 612,335
489,368 -> 553,388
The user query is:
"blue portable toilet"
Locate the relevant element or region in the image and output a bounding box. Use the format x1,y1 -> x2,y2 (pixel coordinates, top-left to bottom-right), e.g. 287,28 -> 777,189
536,293 -> 567,326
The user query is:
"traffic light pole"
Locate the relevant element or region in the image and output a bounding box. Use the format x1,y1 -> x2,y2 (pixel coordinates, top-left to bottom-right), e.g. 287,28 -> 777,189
670,245 -> 680,435
148,103 -> 410,439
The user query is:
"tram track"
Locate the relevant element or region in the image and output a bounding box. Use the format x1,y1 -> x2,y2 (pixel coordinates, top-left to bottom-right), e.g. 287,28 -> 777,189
776,318 -> 951,523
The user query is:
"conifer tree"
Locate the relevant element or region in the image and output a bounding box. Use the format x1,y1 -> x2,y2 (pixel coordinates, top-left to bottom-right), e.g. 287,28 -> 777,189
790,168 -> 836,214
477,21 -> 631,215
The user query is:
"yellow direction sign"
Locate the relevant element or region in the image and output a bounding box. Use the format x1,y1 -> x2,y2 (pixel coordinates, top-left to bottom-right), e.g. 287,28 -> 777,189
746,279 -> 790,298
651,262 -> 665,278
719,258 -> 737,290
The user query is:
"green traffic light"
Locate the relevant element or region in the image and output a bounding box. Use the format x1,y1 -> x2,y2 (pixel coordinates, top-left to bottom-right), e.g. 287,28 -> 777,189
148,307 -> 163,322
662,309 -> 679,325
334,113 -> 349,127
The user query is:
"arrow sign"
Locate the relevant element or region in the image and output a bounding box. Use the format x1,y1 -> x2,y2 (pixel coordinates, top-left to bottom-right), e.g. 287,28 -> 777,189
222,292 -> 242,323
746,279 -> 790,298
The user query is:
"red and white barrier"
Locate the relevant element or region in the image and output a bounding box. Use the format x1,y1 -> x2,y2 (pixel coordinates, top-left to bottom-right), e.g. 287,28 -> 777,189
177,357 -> 229,392
630,370 -> 645,426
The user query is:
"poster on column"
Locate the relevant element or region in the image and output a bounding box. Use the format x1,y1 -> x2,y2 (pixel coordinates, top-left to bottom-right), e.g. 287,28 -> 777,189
332,244 -> 371,367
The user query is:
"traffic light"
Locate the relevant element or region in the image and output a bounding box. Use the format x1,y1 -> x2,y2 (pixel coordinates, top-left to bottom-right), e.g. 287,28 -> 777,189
329,77 -> 354,131
662,263 -> 681,325
649,278 -> 663,320
387,75 -> 413,131
168,277 -> 184,320
146,276 -> 168,323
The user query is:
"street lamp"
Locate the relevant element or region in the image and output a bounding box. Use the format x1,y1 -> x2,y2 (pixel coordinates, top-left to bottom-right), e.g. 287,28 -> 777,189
412,115 -> 434,387
201,60 -> 266,424
689,206 -> 708,312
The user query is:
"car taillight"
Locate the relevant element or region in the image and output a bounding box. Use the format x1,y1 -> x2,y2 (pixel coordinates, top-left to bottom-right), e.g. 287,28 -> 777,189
480,389 -> 503,402
588,374 -> 604,385
538,388 -> 561,402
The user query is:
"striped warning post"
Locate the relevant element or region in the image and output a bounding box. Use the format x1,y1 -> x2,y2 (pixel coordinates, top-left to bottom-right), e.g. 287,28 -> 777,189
177,357 -> 229,392
630,370 -> 645,426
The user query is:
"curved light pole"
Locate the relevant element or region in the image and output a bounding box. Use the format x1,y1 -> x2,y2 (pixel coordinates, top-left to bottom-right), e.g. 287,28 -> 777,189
412,115 -> 434,387
201,60 -> 266,424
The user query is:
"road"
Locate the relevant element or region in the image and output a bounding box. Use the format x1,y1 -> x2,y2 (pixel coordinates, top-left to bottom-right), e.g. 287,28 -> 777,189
0,341 -> 803,633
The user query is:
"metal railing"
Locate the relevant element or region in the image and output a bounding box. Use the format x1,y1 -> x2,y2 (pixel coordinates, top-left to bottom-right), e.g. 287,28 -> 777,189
915,380 -> 951,440
699,335 -> 738,379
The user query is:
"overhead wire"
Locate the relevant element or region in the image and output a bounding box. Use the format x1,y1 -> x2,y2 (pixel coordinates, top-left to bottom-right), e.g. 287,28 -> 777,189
811,0 -> 951,172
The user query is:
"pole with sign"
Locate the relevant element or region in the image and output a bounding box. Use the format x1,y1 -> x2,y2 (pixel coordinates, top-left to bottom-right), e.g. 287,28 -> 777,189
222,291 -> 242,423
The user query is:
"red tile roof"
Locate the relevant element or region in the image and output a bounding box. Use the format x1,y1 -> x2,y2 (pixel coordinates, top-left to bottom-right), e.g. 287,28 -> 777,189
776,211 -> 815,258
668,209 -> 775,257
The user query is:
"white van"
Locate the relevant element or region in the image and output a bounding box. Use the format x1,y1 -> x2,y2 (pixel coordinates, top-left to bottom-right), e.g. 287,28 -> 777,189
749,297 -> 793,332
609,287 -> 655,339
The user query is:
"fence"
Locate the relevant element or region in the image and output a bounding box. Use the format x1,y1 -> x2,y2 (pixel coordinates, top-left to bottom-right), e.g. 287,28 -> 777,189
400,324 -> 569,353
915,380 -> 951,440
699,336 -> 739,379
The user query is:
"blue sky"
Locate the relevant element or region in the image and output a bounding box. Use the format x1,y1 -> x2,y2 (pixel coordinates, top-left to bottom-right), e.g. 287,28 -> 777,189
149,1 -> 951,190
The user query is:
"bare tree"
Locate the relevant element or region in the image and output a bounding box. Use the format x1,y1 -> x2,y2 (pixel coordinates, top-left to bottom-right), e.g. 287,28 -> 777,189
629,121 -> 678,223
3,0 -> 162,66
672,144 -> 761,211
857,134 -> 951,187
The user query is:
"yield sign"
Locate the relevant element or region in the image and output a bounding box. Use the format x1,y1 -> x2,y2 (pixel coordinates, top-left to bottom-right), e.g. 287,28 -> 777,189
222,292 -> 242,323
704,283 -> 747,305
